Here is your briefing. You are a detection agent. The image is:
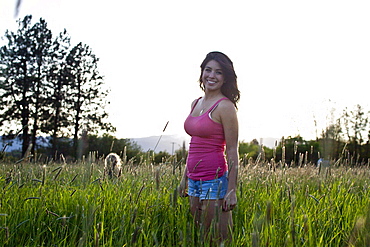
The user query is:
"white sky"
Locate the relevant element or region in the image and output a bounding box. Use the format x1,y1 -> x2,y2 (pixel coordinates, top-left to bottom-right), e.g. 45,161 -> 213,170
1,0 -> 369,147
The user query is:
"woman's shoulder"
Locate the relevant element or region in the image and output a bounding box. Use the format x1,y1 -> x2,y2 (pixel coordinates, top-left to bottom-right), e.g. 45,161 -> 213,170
218,97 -> 236,110
190,97 -> 202,108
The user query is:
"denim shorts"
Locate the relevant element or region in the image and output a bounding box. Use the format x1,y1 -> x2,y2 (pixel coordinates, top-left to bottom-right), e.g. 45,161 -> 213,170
188,172 -> 228,200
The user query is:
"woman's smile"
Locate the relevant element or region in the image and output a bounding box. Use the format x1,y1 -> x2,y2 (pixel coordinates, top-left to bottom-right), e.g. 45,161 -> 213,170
202,60 -> 224,90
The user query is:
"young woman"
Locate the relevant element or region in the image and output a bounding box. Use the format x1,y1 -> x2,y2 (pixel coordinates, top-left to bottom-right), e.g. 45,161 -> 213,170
179,51 -> 240,243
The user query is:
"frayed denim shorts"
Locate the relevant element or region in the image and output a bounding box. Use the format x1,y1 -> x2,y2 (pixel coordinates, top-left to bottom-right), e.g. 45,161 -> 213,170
188,172 -> 228,200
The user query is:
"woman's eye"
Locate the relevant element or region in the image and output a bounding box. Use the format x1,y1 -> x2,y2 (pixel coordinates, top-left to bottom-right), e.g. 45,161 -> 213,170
216,71 -> 223,75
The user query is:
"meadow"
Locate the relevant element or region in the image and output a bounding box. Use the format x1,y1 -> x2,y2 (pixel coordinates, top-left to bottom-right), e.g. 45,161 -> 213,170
0,154 -> 369,246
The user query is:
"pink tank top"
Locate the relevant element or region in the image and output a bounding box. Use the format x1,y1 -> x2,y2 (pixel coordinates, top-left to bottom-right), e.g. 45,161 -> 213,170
184,97 -> 228,181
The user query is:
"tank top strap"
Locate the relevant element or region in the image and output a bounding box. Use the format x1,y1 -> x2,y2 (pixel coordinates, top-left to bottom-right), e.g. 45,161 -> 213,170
190,97 -> 202,114
207,97 -> 229,113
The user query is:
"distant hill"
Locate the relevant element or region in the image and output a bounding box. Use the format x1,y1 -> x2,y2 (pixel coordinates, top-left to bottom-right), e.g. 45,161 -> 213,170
0,135 -> 191,154
131,135 -> 190,154
1,135 -> 280,154
132,135 -> 280,153
0,136 -> 21,152
0,135 -> 189,156
0,136 -> 50,152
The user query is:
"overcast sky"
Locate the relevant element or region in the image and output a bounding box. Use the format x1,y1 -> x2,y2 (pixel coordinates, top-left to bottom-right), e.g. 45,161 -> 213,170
1,0 -> 369,147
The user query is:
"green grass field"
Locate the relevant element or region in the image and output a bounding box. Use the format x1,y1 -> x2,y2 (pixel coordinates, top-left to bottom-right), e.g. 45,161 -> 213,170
0,158 -> 369,246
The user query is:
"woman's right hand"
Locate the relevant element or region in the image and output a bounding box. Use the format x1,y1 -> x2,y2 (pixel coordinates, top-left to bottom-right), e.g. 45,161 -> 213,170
178,178 -> 188,197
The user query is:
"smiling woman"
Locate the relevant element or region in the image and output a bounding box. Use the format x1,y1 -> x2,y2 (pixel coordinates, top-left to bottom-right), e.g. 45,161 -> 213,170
199,52 -> 240,109
179,51 -> 240,245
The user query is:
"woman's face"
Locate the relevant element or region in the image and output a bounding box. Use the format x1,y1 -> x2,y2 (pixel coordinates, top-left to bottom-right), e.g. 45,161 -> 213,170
201,60 -> 225,92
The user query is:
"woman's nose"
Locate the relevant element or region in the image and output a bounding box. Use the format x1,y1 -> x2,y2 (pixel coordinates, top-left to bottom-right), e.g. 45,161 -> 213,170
208,71 -> 215,78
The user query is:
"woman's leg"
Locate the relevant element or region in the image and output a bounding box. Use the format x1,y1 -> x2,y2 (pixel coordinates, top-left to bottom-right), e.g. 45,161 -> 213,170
219,203 -> 233,242
200,199 -> 233,243
189,196 -> 201,225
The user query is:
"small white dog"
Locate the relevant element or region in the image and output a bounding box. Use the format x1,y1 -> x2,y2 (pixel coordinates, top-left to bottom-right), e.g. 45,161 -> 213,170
104,153 -> 122,178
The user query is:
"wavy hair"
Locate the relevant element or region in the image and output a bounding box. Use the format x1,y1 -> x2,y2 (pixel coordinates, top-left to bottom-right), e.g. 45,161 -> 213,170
199,51 -> 240,108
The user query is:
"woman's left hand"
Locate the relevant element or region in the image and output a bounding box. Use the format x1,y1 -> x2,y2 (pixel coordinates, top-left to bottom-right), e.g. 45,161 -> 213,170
223,189 -> 237,211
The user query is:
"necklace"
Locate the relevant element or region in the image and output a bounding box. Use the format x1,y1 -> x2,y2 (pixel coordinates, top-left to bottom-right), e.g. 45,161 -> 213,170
199,100 -> 208,115
199,102 -> 212,115
199,96 -> 220,115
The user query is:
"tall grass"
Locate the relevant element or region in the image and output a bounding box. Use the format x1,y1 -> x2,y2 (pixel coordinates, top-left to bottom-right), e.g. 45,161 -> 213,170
0,157 -> 369,246
235,164 -> 370,246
